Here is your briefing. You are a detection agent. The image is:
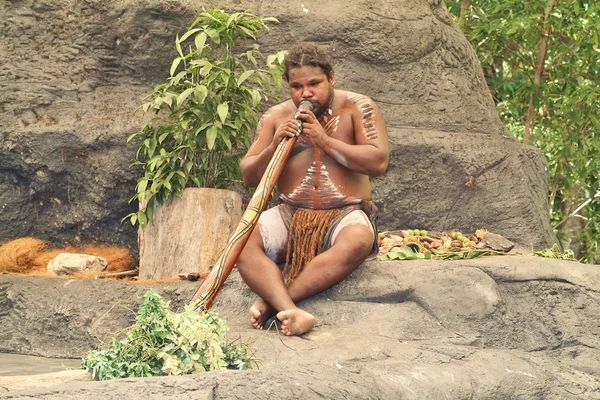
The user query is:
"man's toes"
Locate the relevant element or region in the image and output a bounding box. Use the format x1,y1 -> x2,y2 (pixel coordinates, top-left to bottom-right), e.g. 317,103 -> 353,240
276,310 -> 288,322
250,305 -> 262,319
251,321 -> 262,329
275,309 -> 315,336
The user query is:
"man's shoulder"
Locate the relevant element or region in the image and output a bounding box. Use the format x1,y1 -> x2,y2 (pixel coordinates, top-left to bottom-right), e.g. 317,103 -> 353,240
263,100 -> 295,119
335,90 -> 376,109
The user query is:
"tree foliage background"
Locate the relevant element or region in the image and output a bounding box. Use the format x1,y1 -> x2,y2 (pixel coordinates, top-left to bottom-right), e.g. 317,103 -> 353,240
446,0 -> 600,263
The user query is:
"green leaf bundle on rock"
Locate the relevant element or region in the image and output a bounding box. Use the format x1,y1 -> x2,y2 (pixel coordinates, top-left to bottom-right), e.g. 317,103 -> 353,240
125,9 -> 285,228
81,289 -> 255,380
529,244 -> 577,261
377,229 -> 500,260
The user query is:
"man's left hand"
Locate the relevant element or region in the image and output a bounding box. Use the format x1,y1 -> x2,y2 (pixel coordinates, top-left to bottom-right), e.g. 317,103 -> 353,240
296,109 -> 329,148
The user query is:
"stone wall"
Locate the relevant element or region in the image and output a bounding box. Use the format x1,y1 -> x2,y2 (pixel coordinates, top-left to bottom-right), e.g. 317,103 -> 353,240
0,0 -> 556,251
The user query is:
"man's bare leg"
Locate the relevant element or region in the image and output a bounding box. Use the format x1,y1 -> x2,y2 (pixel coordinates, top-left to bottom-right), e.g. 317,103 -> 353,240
236,228 -> 296,329
238,223 -> 373,335
277,223 -> 373,335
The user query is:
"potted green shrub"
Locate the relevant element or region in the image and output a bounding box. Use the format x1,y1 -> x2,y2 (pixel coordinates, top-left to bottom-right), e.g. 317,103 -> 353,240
125,9 -> 285,279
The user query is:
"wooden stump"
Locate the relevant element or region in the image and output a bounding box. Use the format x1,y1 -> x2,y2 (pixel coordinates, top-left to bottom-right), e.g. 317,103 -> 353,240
138,188 -> 243,280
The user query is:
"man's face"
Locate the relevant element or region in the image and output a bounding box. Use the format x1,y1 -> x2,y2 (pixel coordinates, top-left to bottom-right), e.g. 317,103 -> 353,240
287,65 -> 335,117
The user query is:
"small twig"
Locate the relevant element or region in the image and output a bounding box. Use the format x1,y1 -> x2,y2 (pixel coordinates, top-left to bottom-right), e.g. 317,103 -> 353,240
265,319 -> 318,350
554,197 -> 593,229
95,269 -> 139,279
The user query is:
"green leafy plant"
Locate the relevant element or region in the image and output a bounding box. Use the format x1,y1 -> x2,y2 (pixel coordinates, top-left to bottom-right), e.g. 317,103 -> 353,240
81,289 -> 256,380
125,9 -> 286,228
446,0 -> 600,263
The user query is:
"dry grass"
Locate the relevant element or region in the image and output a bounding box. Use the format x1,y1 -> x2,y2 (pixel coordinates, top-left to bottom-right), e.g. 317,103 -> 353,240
0,237 -> 135,277
0,238 -> 49,273
36,244 -> 134,273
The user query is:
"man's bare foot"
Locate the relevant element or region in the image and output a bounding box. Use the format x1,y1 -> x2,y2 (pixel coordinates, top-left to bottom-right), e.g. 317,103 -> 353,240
276,308 -> 316,336
249,300 -> 276,329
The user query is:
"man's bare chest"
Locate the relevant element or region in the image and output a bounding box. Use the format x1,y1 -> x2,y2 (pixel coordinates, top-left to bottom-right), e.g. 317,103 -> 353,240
291,111 -> 355,156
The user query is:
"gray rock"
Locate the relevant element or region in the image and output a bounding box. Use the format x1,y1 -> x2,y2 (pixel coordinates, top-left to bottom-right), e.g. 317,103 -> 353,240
47,253 -> 107,276
484,232 -> 515,252
0,255 -> 598,398
0,0 -> 556,254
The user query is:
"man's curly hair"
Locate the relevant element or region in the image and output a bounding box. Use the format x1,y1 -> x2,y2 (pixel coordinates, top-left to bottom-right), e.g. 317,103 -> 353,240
283,42 -> 334,81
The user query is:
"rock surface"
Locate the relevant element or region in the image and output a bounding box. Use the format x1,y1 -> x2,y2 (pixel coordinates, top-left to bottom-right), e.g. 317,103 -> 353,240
0,256 -> 599,399
0,0 -> 556,252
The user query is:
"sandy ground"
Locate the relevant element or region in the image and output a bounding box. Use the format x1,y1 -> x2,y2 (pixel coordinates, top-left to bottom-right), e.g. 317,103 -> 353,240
0,354 -> 80,377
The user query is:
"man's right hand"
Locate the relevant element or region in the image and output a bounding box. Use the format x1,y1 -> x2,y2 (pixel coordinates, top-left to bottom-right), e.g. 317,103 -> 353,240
240,102 -> 299,187
271,119 -> 302,148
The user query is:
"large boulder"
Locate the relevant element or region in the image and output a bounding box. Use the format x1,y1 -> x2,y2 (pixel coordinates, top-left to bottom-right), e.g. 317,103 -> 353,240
0,256 -> 598,398
0,0 -> 556,251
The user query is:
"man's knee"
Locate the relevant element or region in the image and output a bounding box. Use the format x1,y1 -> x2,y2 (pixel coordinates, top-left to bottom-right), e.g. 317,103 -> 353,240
256,207 -> 288,263
333,223 -> 373,262
237,229 -> 264,271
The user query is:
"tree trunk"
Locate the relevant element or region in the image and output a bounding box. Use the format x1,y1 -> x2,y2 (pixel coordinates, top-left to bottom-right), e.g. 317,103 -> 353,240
523,0 -> 559,145
138,188 -> 243,280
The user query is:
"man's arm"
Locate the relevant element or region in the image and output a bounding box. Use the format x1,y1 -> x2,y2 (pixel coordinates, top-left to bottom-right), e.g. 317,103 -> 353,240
297,94 -> 390,176
240,105 -> 300,187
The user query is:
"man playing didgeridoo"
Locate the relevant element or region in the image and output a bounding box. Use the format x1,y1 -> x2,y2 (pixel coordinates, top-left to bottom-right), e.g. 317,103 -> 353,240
237,42 -> 389,336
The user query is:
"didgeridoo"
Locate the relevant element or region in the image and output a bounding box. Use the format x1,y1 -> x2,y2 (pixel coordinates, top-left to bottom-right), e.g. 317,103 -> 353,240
190,100 -> 313,311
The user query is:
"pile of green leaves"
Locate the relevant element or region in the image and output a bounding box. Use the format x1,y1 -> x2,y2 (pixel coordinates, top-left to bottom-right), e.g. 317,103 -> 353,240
529,244 -> 577,261
377,245 -> 490,261
377,245 -> 431,261
81,290 -> 255,380
429,248 -> 490,260
125,9 -> 286,228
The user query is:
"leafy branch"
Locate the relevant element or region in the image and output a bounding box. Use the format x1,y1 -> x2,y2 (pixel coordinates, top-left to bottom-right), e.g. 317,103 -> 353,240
447,0 -> 600,263
124,9 -> 286,228
81,289 -> 256,380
